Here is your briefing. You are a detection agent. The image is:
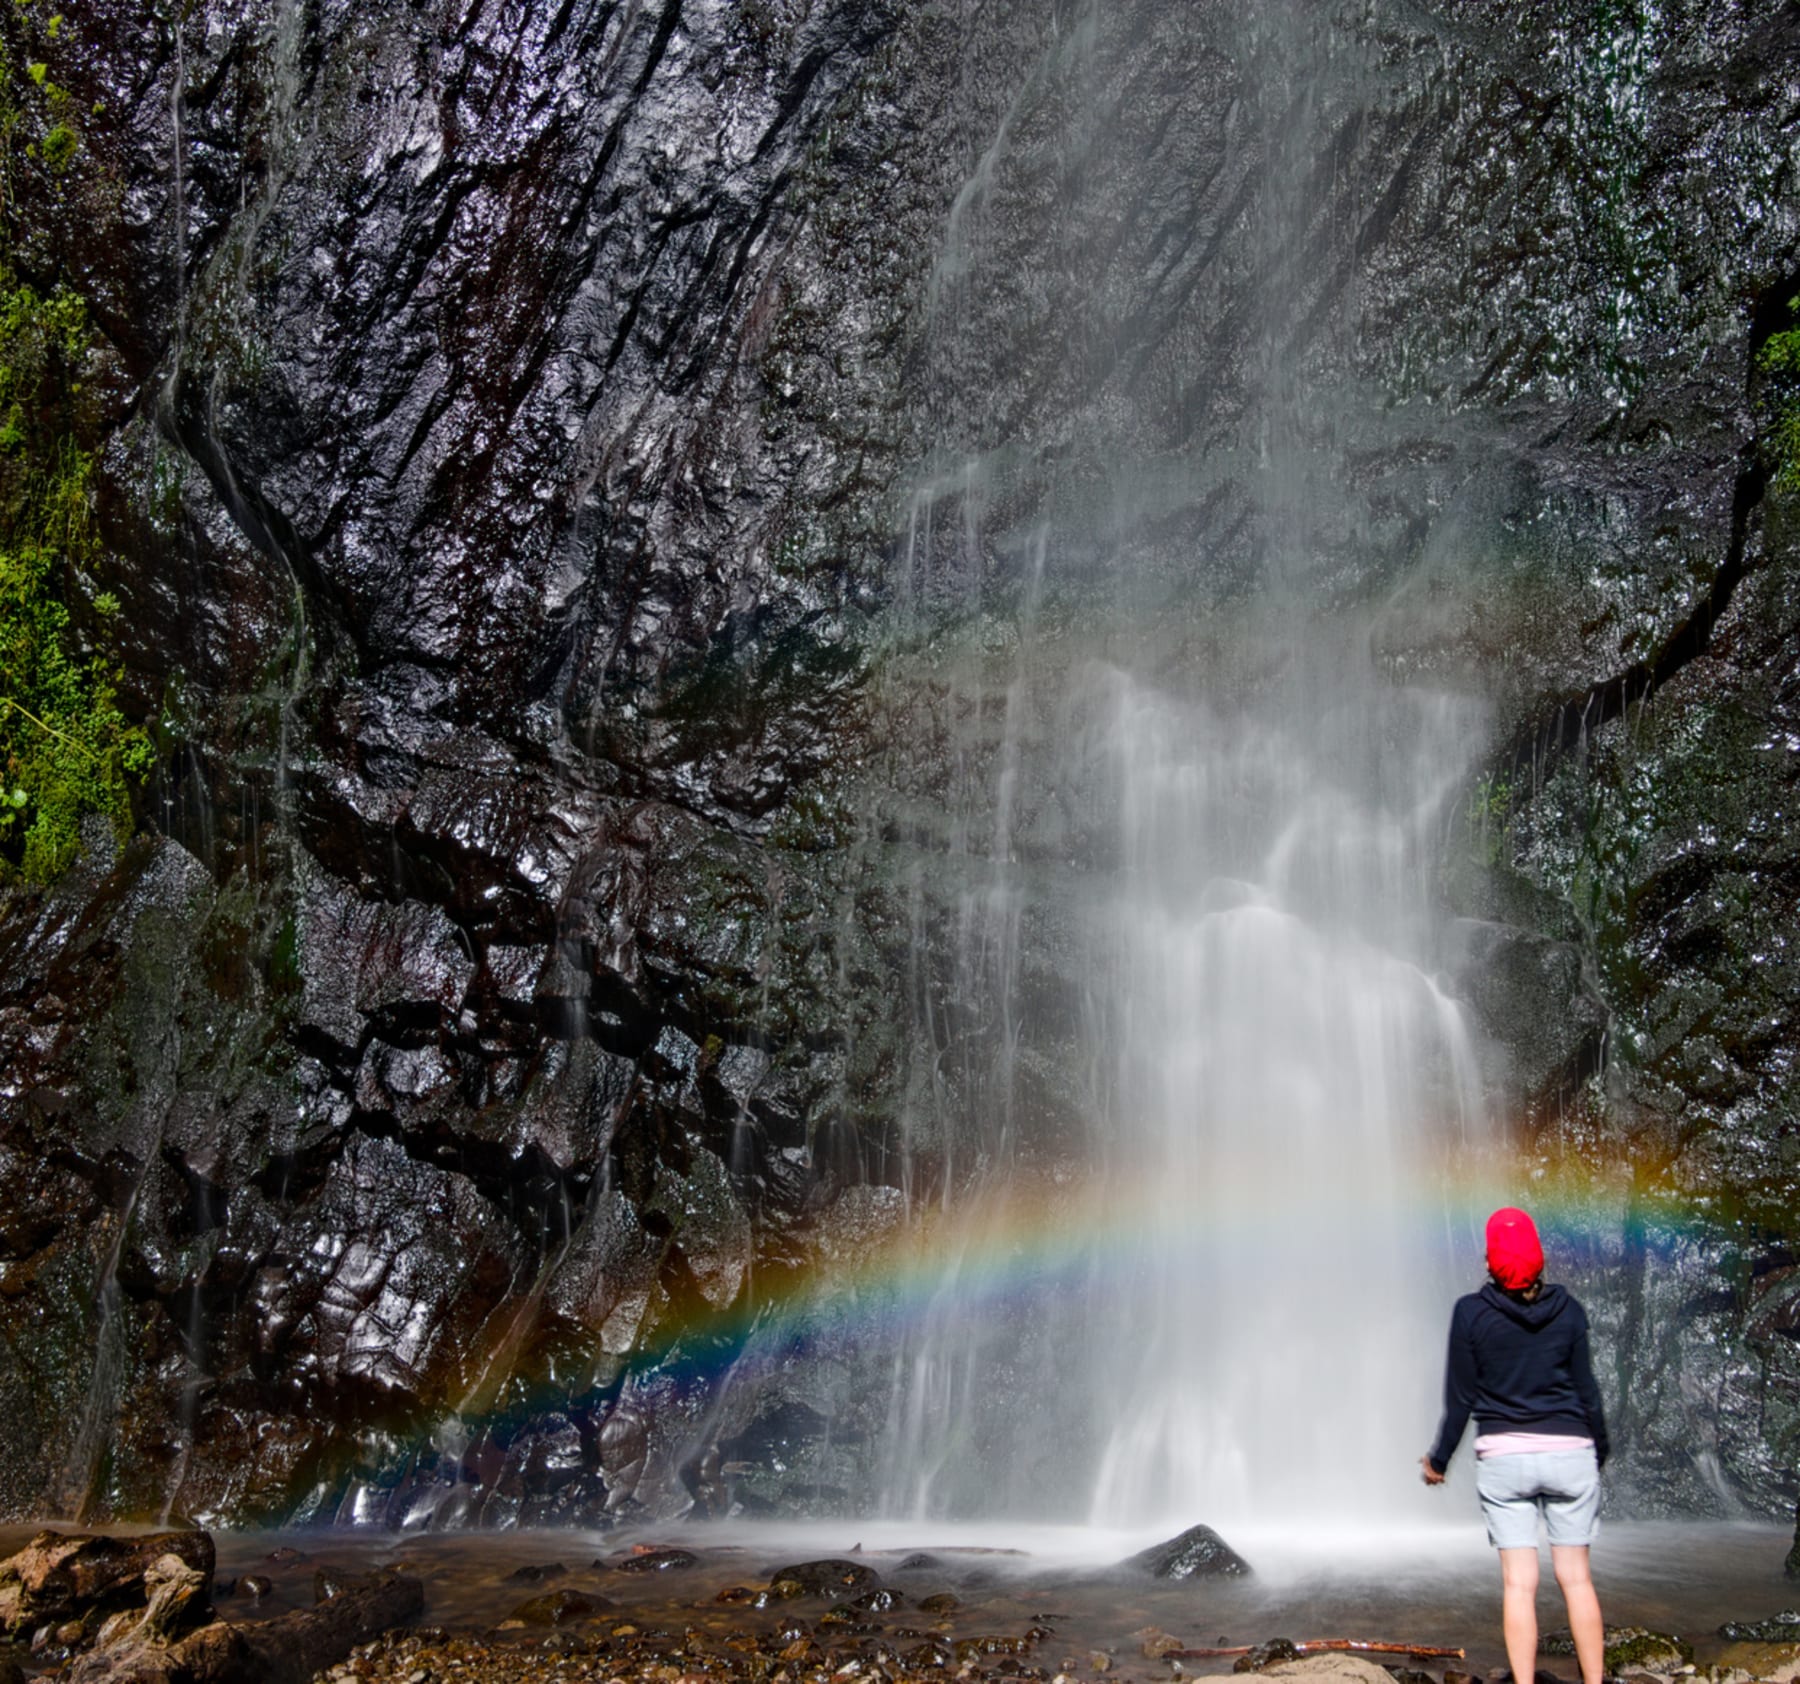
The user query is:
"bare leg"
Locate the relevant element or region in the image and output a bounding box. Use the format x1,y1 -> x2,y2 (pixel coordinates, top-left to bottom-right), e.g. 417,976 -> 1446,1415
1551,1544 -> 1605,1684
1499,1546 -> 1540,1684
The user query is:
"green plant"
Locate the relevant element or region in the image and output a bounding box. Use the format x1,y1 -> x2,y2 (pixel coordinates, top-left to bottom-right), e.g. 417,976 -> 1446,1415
0,539 -> 152,877
38,119 -> 71,170
1757,300 -> 1800,492
0,274 -> 151,879
1466,770 -> 1513,867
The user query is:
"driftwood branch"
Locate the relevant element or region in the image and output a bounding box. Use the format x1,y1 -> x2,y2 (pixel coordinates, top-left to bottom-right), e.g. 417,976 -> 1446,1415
1169,1640 -> 1466,1661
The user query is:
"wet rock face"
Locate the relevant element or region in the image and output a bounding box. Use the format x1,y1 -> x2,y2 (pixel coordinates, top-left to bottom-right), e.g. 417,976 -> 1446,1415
0,0 -> 911,1523
0,0 -> 1798,1526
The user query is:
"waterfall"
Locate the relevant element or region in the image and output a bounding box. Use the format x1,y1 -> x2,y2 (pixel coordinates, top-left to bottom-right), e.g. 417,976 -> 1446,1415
1080,656 -> 1488,1527
866,0 -> 1500,1530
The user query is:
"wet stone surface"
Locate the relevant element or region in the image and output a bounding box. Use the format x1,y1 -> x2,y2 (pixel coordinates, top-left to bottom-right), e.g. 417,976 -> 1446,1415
1,0 -> 1799,1532
0,1525 -> 1797,1684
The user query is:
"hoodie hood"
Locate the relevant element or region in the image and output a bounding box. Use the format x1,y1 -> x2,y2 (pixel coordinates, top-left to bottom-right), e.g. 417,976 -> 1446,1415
1480,1279 -> 1570,1329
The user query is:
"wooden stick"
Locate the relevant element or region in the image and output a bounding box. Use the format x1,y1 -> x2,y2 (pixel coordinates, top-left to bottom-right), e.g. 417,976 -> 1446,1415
1167,1640 -> 1466,1661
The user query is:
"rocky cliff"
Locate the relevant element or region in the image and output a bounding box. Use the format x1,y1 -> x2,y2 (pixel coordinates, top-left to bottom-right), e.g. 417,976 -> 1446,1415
0,0 -> 1796,1527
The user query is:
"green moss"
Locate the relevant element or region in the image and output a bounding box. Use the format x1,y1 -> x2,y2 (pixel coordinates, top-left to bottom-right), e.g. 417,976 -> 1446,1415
1603,1629 -> 1692,1673
266,911 -> 301,996
37,119 -> 71,170
1758,303 -> 1800,492
0,54 -> 151,880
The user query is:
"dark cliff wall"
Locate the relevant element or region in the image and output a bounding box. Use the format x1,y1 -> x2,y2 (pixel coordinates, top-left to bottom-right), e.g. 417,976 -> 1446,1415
0,0 -> 1796,1526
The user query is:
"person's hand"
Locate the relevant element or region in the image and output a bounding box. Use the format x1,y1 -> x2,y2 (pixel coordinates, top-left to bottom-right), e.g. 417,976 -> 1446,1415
1419,1455 -> 1445,1486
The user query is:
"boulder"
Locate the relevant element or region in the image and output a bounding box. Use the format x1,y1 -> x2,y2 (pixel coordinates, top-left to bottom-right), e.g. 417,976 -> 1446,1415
1713,1643 -> 1800,1683
1261,1659 -> 1404,1684
0,1531 -> 214,1640
1123,1522 -> 1252,1580
69,1569 -> 421,1684
511,1588 -> 606,1625
763,1559 -> 880,1597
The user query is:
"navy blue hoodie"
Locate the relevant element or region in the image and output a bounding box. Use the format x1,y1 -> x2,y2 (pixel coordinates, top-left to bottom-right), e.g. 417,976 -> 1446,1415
1426,1281 -> 1609,1475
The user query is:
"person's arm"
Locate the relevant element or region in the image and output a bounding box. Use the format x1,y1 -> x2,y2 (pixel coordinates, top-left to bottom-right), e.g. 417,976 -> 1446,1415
1425,1301 -> 1477,1476
1569,1304 -> 1610,1467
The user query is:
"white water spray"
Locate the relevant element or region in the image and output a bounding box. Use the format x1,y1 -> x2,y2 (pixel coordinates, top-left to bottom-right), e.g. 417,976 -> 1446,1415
1080,662 -> 1488,1528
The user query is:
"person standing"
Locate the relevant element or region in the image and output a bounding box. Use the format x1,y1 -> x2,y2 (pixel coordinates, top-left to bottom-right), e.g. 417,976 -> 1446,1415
1421,1207 -> 1610,1684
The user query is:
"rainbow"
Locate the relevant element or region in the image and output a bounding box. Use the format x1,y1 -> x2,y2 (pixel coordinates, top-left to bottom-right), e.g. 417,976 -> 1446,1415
292,1128 -> 1726,1532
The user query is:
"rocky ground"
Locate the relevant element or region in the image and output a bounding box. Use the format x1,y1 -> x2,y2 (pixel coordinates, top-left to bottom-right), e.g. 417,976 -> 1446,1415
5,1527 -> 1800,1684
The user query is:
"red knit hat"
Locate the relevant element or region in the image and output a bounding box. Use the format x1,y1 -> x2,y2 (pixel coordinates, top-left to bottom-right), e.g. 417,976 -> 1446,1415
1486,1206 -> 1544,1290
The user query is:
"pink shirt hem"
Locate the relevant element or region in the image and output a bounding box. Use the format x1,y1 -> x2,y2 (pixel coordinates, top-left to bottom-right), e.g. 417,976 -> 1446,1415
1474,1431 -> 1594,1459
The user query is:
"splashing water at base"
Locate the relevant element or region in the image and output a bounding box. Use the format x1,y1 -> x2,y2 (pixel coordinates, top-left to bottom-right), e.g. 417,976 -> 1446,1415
1080,661 -> 1489,1529
871,631 -> 1496,1530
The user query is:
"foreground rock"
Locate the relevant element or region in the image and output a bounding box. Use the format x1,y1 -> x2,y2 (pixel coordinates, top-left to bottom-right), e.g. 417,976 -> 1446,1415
70,1568 -> 422,1684
1263,1660 -> 1406,1684
0,1531 -> 215,1642
1123,1523 -> 1252,1580
1544,1626 -> 1692,1674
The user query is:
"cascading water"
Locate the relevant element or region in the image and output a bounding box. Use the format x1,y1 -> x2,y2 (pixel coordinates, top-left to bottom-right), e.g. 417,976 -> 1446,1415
868,1 -> 1503,1530
1079,654 -> 1489,1528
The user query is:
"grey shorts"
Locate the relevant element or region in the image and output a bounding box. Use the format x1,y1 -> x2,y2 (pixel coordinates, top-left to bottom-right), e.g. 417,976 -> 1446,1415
1474,1448 -> 1601,1549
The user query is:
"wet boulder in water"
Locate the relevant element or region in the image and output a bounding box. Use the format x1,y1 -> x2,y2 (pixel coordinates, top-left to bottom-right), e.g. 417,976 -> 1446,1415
1123,1523 -> 1252,1580
1136,1628 -> 1186,1659
512,1588 -> 606,1625
1719,1612 -> 1800,1641
1544,1627 -> 1692,1674
614,1548 -> 699,1574
764,1560 -> 880,1597
855,1587 -> 905,1612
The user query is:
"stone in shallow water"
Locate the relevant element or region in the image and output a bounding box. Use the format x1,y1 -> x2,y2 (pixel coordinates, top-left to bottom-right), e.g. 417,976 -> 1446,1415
511,1588 -> 605,1625
1713,1642 -> 1800,1682
1122,1523 -> 1252,1580
1135,1627 -> 1184,1659
613,1548 -> 699,1574
855,1587 -> 905,1612
1544,1627 -> 1692,1674
763,1560 -> 879,1596
1719,1612 -> 1800,1641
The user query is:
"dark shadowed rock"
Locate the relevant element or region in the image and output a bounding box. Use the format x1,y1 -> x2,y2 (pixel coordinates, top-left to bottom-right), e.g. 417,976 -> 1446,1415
1124,1523 -> 1252,1580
